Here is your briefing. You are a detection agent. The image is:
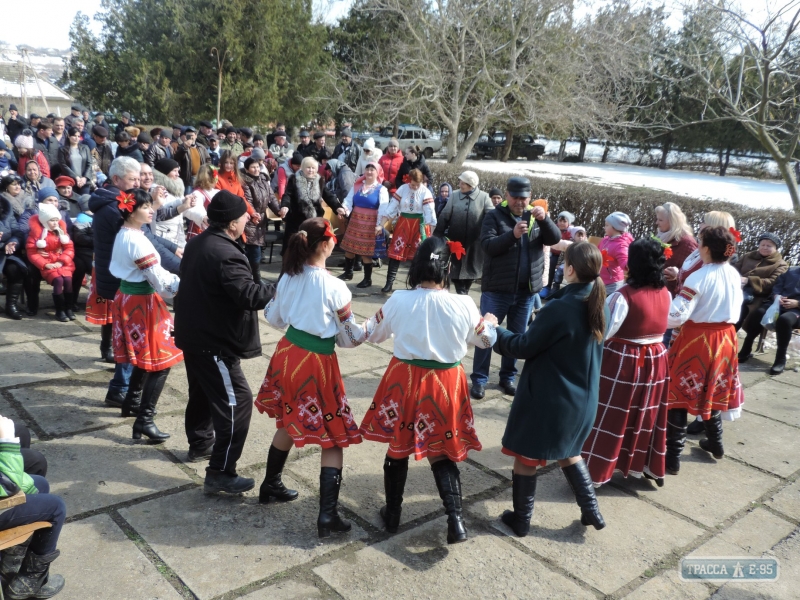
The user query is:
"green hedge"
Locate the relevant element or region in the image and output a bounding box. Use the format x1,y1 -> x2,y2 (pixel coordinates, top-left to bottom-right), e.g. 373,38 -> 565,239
429,163 -> 800,264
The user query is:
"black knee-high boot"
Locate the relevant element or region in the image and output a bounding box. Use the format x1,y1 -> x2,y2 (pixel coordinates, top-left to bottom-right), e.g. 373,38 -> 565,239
259,445 -> 299,503
665,408 -> 688,475
100,323 -> 114,362
381,455 -> 409,533
318,467 -> 351,538
338,257 -> 354,281
120,367 -> 145,417
132,369 -> 170,442
561,460 -> 605,530
699,410 -> 724,459
356,263 -> 373,288
4,282 -> 23,320
381,259 -> 400,294
501,471 -> 538,537
431,459 -> 467,544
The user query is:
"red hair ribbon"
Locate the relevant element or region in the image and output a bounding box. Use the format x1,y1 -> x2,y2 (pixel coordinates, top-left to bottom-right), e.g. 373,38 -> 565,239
601,249 -> 612,268
724,244 -> 736,257
117,192 -> 135,213
729,227 -> 741,243
663,247 -> 673,260
447,240 -> 466,260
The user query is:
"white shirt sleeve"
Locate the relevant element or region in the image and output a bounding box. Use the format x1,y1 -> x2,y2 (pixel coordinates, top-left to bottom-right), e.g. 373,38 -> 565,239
183,193 -> 207,227
365,300 -> 394,345
334,301 -> 367,348
376,186 -> 391,221
384,190 -> 401,221
605,292 -> 629,340
466,314 -> 497,349
130,238 -> 180,298
422,188 -> 436,226
264,276 -> 288,329
667,285 -> 699,328
342,186 -> 355,217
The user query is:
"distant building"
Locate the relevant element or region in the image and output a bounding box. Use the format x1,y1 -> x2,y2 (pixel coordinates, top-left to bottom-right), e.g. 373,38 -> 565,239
0,61 -> 73,119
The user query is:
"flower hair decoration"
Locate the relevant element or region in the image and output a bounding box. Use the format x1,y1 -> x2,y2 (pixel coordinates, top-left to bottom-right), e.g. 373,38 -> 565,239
724,244 -> 736,257
117,191 -> 135,213
729,227 -> 741,243
649,234 -> 673,260
446,240 -> 466,261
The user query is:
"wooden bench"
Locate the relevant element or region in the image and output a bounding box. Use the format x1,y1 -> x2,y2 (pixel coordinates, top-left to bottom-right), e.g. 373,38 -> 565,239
0,493 -> 52,599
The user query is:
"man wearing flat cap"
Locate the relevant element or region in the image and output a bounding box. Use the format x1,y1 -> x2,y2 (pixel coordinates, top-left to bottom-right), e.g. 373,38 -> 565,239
175,190 -> 276,494
5,104 -> 28,142
470,176 -> 561,399
196,121 -> 213,148
219,126 -> 243,158
297,130 -> 314,157
64,104 -> 82,129
333,128 -> 361,172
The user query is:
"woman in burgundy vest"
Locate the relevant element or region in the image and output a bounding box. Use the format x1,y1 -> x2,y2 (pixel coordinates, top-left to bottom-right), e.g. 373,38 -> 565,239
582,238 -> 672,487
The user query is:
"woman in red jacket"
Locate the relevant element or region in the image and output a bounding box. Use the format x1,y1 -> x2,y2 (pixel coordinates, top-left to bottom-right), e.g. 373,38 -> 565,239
26,202 -> 75,322
378,138 -> 404,196
215,150 -> 258,227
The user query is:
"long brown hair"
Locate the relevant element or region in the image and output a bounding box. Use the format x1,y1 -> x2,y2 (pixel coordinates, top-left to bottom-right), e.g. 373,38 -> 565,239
218,150 -> 242,184
282,218 -> 330,276
564,242 -> 606,343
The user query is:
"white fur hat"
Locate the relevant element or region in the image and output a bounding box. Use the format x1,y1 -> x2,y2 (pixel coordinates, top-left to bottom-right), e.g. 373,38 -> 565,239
363,137 -> 376,151
36,204 -> 68,247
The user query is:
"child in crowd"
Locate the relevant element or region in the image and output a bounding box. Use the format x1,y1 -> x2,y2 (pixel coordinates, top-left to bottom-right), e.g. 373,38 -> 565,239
26,201 -> 76,322
184,165 -> 219,240
598,211 -> 633,294
434,182 -> 452,217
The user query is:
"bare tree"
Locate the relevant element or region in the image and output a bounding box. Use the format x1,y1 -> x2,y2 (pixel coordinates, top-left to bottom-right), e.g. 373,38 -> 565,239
669,0 -> 800,212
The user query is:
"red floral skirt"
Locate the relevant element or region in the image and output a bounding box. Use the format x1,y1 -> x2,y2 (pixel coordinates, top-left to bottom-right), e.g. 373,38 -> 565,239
254,337 -> 362,449
388,216 -> 431,262
85,268 -> 113,325
359,357 -> 481,462
111,291 -> 184,371
582,339 -> 669,486
668,321 -> 741,419
340,206 -> 379,257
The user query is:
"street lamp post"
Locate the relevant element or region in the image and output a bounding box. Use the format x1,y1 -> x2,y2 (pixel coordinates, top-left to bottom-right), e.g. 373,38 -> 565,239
210,47 -> 230,127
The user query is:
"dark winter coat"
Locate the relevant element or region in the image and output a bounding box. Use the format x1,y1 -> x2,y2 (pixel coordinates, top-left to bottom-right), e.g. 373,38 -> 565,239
242,171 -> 279,247
142,223 -> 181,275
6,115 -> 27,142
174,228 -> 276,358
281,174 -> 342,239
0,195 -> 26,274
92,142 -> 115,176
144,142 -> 171,167
772,267 -> 800,302
115,142 -> 144,163
479,203 -> 561,294
88,185 -> 125,299
733,250 -> 788,298
33,134 -> 60,167
496,282 -> 606,459
395,155 -> 433,190
174,144 -> 210,188
434,188 -> 493,280
333,140 -> 361,171
57,144 -> 93,182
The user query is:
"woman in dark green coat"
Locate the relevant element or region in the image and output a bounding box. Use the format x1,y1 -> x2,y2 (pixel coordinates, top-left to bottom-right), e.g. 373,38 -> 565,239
491,242 -> 608,537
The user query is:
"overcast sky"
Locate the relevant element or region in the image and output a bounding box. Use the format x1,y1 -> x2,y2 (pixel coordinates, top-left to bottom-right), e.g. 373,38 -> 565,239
2,0 -> 783,52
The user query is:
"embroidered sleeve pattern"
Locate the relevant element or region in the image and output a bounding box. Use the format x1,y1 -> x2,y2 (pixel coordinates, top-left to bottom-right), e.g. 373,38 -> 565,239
134,253 -> 158,270
365,307 -> 393,345
468,316 -> 497,349
667,286 -> 698,329
335,302 -> 366,348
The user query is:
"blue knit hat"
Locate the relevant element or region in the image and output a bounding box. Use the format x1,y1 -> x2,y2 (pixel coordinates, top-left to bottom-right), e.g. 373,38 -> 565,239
37,187 -> 59,203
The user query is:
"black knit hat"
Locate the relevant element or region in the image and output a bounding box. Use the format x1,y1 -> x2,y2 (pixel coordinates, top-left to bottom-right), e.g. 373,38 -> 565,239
290,151 -> 303,166
313,131 -> 325,140
154,158 -> 180,175
137,132 -> 153,144
758,232 -> 781,249
489,187 -> 503,198
207,190 -> 247,223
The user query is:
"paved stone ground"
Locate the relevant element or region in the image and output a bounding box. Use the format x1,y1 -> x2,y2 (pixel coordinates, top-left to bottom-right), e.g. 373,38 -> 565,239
1,256 -> 799,600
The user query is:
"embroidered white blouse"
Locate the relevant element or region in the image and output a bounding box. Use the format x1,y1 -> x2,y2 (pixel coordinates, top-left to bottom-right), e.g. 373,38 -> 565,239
183,188 -> 218,229
384,184 -> 437,226
667,263 -> 743,328
365,288 -> 497,363
109,227 -> 180,298
264,265 -> 366,348
342,182 -> 391,218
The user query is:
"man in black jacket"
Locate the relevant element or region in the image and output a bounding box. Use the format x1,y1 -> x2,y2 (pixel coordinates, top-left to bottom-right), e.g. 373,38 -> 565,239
33,122 -> 59,169
175,191 -> 276,495
470,176 -> 561,399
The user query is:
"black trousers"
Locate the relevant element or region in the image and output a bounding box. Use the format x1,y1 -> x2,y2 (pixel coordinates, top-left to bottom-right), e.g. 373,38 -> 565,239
184,353 -> 253,475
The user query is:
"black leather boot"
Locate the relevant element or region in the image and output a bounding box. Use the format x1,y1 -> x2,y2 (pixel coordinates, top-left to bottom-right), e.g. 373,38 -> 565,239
431,459 -> 468,544
63,292 -> 76,320
4,282 -> 23,320
501,471 -> 538,537
380,455 -> 409,533
318,467 -> 351,538
737,335 -> 755,363
259,445 -> 299,503
381,259 -> 400,294
100,323 -> 114,363
338,257 -> 355,281
132,369 -> 170,442
0,537 -> 30,586
120,382 -> 143,417
25,279 -> 40,316
699,410 -> 724,459
770,348 -> 787,375
665,408 -> 688,475
356,263 -> 373,288
354,256 -> 363,271
53,294 -> 68,322
6,549 -> 65,600
561,460 -> 605,530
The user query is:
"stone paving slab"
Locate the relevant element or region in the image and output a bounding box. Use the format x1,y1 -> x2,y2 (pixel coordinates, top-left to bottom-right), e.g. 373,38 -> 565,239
623,570 -> 712,600
241,578 -> 332,599
721,413 -> 800,478
765,478 -> 800,521
40,333 -> 108,375
120,480 -> 367,600
57,513 -> 183,600
41,426 -> 193,517
0,341 -> 69,388
469,396 -> 516,479
739,379 -> 800,428
610,452 -> 780,527
470,469 -> 704,595
313,517 -> 596,600
9,381 -> 185,437
0,315 -> 86,345
689,508 -> 795,558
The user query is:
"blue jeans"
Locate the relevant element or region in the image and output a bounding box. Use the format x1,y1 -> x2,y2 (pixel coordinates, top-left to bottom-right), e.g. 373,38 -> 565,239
471,291 -> 535,386
245,243 -> 262,268
109,362 -> 133,394
0,475 -> 66,555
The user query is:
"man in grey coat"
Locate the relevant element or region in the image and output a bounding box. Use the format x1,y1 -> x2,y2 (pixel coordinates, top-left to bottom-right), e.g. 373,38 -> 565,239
433,170 -> 493,295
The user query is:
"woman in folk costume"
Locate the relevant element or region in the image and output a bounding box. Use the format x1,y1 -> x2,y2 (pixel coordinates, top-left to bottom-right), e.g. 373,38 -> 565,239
380,168 -> 436,294
338,161 -> 390,289
109,189 -> 183,442
254,217 -> 367,538
582,238 -> 672,488
494,242 -> 607,537
359,236 -> 497,543
665,226 -> 743,475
